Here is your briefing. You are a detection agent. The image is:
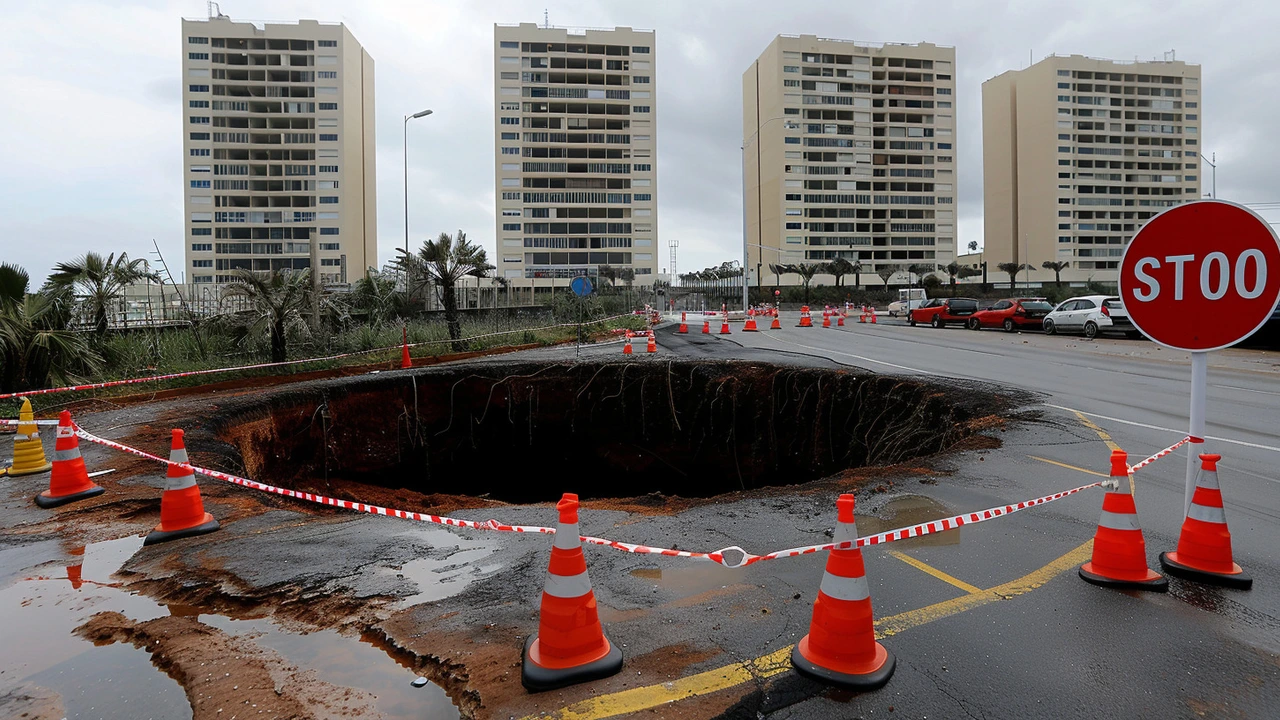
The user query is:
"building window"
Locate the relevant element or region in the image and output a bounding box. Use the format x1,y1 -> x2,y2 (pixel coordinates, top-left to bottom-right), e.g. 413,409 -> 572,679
501,132 -> 518,140
633,76 -> 650,84
319,165 -> 338,172
784,137 -> 800,144
936,87 -> 952,95
190,180 -> 210,188
188,52 -> 208,60
500,117 -> 519,125
190,148 -> 210,157
784,66 -> 799,73
500,40 -> 519,48
1058,69 -> 1070,76
319,102 -> 338,110
192,259 -> 213,268
189,100 -> 209,108
190,132 -> 210,140
190,116 -> 210,124
321,258 -> 341,266
502,223 -> 521,231
319,196 -> 339,204
319,228 -> 340,235
318,71 -> 337,79
188,36 -> 208,44
189,84 -> 209,92
191,243 -> 213,251
500,102 -> 520,111
502,191 -> 520,200
938,143 -> 952,149
501,147 -> 520,155
632,105 -> 650,113
633,46 -> 650,53
634,163 -> 651,171
318,40 -> 337,47
635,193 -> 652,201
319,134 -> 338,141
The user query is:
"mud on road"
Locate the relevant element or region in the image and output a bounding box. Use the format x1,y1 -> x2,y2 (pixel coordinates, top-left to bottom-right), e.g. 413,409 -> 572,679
0,356 -> 1023,719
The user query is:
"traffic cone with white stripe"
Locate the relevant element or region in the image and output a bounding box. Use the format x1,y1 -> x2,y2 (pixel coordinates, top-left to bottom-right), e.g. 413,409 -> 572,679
677,312 -> 688,334
646,332 -> 657,353
622,331 -> 633,355
822,309 -> 832,328
35,411 -> 104,509
701,320 -> 710,334
5,398 -> 52,476
770,312 -> 781,330
144,429 -> 219,545
792,493 -> 895,690
798,306 -> 813,327
743,309 -> 758,332
522,493 -> 623,692
837,312 -> 845,327
1078,449 -> 1167,591
1160,454 -> 1252,589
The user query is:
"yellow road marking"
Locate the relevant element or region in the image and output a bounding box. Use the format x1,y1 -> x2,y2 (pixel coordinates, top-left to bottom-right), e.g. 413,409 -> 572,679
525,540 -> 1094,720
1072,411 -> 1134,494
888,550 -> 984,594
1027,455 -> 1108,478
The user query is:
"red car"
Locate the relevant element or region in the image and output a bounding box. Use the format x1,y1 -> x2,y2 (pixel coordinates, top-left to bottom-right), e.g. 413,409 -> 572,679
967,298 -> 1055,332
908,297 -> 980,328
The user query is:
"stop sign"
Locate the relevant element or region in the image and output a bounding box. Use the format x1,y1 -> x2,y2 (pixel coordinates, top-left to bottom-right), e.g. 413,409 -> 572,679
1119,200 -> 1280,351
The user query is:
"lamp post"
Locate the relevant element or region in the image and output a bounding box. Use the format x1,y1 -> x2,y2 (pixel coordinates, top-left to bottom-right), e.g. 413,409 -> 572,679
1200,151 -> 1216,199
742,116 -> 800,313
403,108 -> 433,258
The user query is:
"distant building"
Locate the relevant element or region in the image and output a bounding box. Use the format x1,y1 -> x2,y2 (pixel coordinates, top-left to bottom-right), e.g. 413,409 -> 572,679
982,54 -> 1202,285
181,15 -> 377,288
744,35 -> 958,288
493,23 -> 659,286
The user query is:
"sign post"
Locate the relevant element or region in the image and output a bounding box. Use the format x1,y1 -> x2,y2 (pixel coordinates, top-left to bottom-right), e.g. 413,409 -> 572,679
1119,200 -> 1280,511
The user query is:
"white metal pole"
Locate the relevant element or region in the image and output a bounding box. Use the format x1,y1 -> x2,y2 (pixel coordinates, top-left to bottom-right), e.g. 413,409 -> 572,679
1185,351 -> 1208,512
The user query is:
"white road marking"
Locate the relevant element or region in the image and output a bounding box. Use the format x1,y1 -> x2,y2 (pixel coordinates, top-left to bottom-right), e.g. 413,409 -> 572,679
1044,403 -> 1280,454
753,332 -> 941,376
1214,384 -> 1280,396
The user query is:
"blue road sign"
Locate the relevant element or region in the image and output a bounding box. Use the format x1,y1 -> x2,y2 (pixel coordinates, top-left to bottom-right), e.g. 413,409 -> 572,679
570,276 -> 594,297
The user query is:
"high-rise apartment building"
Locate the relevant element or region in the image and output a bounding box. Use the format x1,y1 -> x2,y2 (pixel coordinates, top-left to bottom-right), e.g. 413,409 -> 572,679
493,23 -> 658,286
181,16 -> 376,287
983,54 -> 1201,282
744,35 -> 958,287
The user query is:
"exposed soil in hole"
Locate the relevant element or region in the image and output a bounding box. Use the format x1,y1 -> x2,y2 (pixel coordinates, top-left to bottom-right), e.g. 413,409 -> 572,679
209,360 -> 1018,503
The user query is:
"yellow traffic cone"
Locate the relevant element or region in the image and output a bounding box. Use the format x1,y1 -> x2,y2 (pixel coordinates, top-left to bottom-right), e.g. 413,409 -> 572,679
5,398 -> 53,476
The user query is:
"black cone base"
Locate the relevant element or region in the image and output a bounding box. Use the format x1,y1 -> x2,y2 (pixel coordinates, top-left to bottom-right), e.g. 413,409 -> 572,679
35,484 -> 104,509
790,644 -> 896,691
1159,552 -> 1253,590
144,516 -> 221,546
521,633 -> 623,693
1078,565 -> 1168,592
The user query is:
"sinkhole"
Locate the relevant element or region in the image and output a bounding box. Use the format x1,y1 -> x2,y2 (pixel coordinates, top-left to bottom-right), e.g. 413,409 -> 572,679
213,360 -> 1009,503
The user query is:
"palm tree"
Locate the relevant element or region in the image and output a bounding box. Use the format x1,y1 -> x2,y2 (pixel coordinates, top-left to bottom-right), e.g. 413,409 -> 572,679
769,262 -> 787,290
222,268 -> 314,363
827,257 -> 855,288
944,261 -> 962,296
397,230 -> 492,351
1042,260 -> 1070,287
851,260 -> 864,289
791,263 -> 821,304
997,262 -> 1030,292
49,252 -> 155,336
876,264 -> 900,290
0,264 -> 102,393
967,240 -> 979,253
350,268 -> 408,326
597,265 -> 619,293
957,266 -> 983,285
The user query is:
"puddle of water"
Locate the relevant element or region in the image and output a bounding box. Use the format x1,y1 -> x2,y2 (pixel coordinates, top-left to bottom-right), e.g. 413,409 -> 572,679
386,528 -> 503,607
857,494 -> 960,547
628,563 -> 747,597
0,533 -> 462,720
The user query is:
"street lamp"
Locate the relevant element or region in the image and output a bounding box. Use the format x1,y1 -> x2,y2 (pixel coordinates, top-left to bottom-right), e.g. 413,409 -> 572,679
404,109 -> 433,259
742,115 -> 800,312
1200,151 -> 1216,199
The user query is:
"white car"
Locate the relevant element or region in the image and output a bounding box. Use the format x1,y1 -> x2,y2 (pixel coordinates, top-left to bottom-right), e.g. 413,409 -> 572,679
1042,295 -> 1141,340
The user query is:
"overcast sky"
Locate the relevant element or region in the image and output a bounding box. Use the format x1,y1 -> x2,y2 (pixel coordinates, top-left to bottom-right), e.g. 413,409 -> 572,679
2,0 -> 1278,284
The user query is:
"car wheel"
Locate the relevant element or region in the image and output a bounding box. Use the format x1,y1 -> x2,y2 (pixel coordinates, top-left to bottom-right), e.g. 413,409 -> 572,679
1084,321 -> 1098,340
1003,319 -> 1015,332
968,318 -> 981,330
1126,330 -> 1142,339
931,316 -> 944,329
1043,319 -> 1056,335
908,316 -> 916,326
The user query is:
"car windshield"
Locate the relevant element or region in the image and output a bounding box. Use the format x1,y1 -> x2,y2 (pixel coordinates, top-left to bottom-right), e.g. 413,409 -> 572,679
1022,301 -> 1053,311
949,299 -> 978,311
1103,298 -> 1125,311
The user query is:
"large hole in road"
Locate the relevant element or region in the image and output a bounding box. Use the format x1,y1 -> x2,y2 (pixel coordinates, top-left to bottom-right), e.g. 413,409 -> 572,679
214,361 -> 1009,503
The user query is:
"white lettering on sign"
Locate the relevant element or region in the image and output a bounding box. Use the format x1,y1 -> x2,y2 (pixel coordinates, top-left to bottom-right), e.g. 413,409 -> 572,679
1129,251 -> 1269,302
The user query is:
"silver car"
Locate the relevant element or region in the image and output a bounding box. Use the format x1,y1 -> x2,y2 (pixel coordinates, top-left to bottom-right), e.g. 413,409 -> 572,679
1042,295 -> 1141,339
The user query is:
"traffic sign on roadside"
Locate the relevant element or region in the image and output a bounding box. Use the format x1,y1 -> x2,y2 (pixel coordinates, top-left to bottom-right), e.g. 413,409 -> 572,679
1119,199 -> 1280,352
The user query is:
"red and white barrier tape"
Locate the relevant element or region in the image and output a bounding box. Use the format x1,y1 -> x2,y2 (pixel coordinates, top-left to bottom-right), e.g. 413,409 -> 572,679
1127,436 -> 1192,473
70,425 -> 1102,568
0,312 -> 640,402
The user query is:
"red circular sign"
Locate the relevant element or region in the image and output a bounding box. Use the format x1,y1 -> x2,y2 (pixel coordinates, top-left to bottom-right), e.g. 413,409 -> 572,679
1119,200 -> 1280,351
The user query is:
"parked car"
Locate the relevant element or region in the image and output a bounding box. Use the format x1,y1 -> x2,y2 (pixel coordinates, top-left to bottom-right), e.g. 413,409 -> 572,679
888,288 -> 928,317
909,297 -> 980,328
967,298 -> 1055,332
1042,295 -> 1140,339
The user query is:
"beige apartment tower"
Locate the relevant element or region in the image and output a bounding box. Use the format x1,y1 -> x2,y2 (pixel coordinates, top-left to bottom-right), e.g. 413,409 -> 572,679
744,35 -> 958,288
181,15 -> 376,287
982,54 -> 1202,284
493,23 -> 658,286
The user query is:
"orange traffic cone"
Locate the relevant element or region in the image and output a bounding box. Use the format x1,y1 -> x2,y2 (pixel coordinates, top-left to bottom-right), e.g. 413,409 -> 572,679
837,313 -> 845,327
770,314 -> 781,330
145,429 -> 220,545
792,494 -> 895,690
701,320 -> 710,334
522,493 -> 623,692
798,306 -> 813,328
720,318 -> 731,334
67,546 -> 85,590
869,307 -> 877,324
35,411 -> 104,509
822,310 -> 831,328
401,326 -> 412,369
859,306 -> 867,323
1079,449 -> 1167,591
744,310 -> 758,332
646,333 -> 657,353
622,331 -> 633,355
677,312 -> 688,334
1160,454 -> 1252,589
